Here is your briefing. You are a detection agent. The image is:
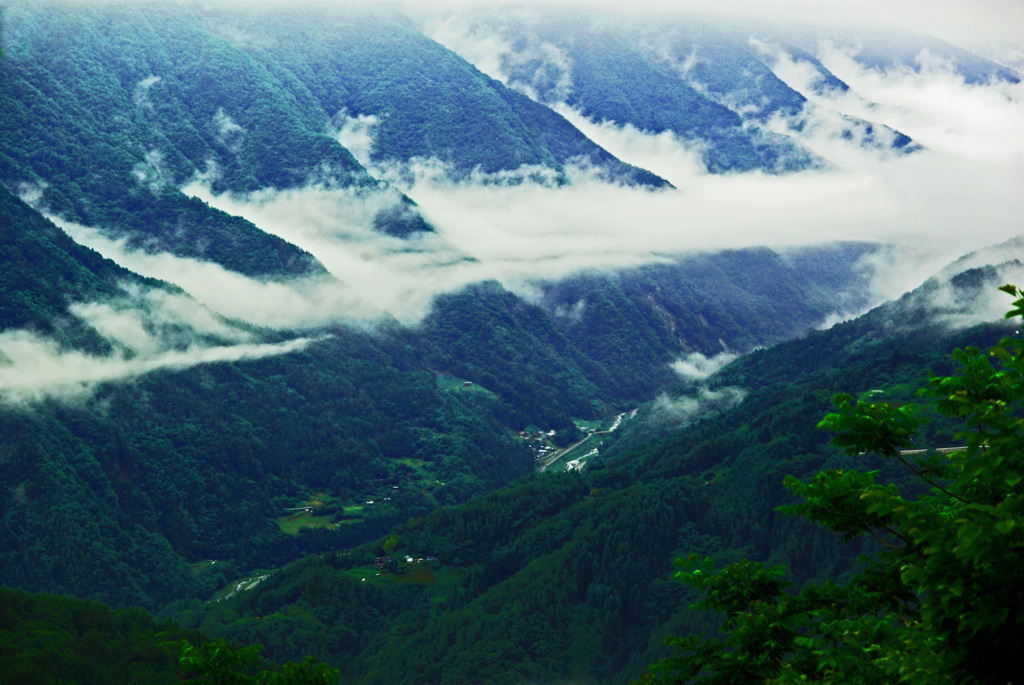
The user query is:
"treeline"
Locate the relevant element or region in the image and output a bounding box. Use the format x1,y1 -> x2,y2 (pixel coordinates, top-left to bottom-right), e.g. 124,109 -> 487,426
0,586 -> 197,684
0,586 -> 340,685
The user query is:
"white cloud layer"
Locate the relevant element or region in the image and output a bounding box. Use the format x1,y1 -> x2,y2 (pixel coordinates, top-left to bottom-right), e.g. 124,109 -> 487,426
0,330 -> 319,404
5,5 -> 1020,410
650,386 -> 748,427
411,0 -> 1024,52
672,352 -> 740,382
25,13 -> 1024,341
59,0 -> 1024,63
0,280 -> 322,405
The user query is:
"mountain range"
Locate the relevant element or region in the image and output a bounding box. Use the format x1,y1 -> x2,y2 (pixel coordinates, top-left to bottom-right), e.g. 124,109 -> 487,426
1,2 -> 1022,683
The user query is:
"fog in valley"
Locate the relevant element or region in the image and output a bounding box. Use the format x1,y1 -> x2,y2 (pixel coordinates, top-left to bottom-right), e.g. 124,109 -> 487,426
5,0 -> 1024,399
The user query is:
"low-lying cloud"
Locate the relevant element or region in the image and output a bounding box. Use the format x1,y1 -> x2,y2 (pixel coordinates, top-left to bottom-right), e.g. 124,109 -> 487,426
427,33 -> 1024,305
649,386 -> 748,428
31,23 -> 1024,340
671,352 -> 740,382
0,329 -> 319,405
0,281 -> 323,405
331,110 -> 381,169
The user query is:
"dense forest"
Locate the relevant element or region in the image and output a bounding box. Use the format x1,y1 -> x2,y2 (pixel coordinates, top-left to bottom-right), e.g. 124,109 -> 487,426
0,183 -> 871,611
153,276 -> 1017,684
3,275 -> 1016,684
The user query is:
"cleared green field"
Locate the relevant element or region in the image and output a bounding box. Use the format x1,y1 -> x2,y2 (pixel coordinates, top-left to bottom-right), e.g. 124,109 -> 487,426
436,373 -> 495,396
276,511 -> 337,535
343,563 -> 464,588
544,435 -> 601,472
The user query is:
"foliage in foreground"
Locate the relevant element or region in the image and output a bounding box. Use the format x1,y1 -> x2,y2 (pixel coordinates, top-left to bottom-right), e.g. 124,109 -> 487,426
177,639 -> 339,685
0,586 -> 191,685
643,284 -> 1024,684
0,585 -> 337,685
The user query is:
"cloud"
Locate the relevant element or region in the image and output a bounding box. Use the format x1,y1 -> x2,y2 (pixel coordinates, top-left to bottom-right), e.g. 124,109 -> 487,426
174,69 -> 1023,326
929,255 -> 1024,329
179,182 -> 491,325
413,0 -> 1024,53
649,386 -> 748,427
0,329 -> 320,405
53,216 -> 386,328
0,280 -> 322,405
424,15 -> 517,83
33,12 -> 1023,337
671,352 -> 740,382
132,75 -> 160,110
53,1 -> 1024,57
425,13 -> 575,103
417,13 -> 1023,306
213,108 -> 246,153
132,149 -> 172,193
773,42 -> 1024,162
65,60 -> 1024,335
68,284 -> 253,354
330,110 -> 380,169
9,4 -> 1021,410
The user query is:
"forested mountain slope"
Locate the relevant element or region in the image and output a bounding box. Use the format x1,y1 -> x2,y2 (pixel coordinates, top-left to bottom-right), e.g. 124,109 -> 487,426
441,11 -> 822,173
417,245 -> 875,425
0,185 -> 872,611
0,2 -> 667,279
0,3 -> 344,276
228,9 -> 667,186
0,184 -> 147,349
161,271 -> 1020,685
428,11 -> 948,172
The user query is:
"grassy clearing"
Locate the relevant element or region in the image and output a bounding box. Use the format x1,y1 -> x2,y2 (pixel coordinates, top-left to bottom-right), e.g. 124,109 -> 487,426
436,373 -> 495,396
276,511 -> 337,535
190,560 -> 216,574
342,562 -> 465,589
436,374 -> 470,390
394,457 -> 440,490
341,566 -> 381,583
545,439 -> 601,472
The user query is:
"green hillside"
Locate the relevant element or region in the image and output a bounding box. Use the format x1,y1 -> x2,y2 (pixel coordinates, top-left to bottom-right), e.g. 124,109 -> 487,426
157,280 -> 1018,684
0,2 -> 666,281
0,186 -> 870,612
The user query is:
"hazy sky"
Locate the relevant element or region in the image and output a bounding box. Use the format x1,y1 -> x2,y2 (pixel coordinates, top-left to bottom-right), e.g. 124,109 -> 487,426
406,0 -> 1024,48
67,0 -> 1023,53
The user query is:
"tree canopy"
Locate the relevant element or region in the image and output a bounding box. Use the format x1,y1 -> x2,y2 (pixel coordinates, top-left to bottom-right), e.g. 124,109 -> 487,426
642,284 -> 1024,684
